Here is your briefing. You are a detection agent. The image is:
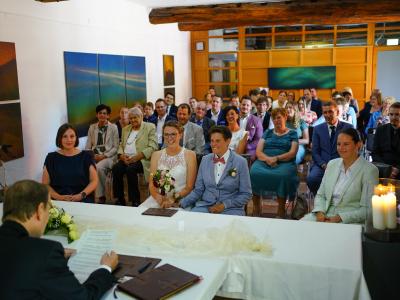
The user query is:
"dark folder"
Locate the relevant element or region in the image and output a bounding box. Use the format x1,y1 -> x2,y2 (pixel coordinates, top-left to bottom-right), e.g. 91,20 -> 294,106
142,208 -> 178,217
113,255 -> 161,279
117,263 -> 201,300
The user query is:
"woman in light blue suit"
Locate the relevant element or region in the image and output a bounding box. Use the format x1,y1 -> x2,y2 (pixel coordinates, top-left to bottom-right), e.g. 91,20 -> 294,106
303,128 -> 378,224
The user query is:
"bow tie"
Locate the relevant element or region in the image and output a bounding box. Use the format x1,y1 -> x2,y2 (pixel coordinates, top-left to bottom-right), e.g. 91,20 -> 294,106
213,156 -> 225,164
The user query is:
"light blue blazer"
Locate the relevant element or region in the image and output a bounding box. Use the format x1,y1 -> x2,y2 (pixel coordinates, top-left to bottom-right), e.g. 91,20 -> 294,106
306,156 -> 378,224
180,150 -> 252,215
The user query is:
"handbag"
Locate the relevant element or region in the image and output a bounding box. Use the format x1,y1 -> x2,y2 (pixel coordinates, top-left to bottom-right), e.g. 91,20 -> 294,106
291,195 -> 308,220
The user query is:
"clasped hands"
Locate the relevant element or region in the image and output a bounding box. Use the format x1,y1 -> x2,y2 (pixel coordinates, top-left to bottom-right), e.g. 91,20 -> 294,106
264,156 -> 278,167
315,212 -> 342,223
58,194 -> 83,202
155,194 -> 179,209
119,154 -> 138,165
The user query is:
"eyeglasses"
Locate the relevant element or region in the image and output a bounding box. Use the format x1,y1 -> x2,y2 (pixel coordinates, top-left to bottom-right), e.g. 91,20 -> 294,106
164,133 -> 177,138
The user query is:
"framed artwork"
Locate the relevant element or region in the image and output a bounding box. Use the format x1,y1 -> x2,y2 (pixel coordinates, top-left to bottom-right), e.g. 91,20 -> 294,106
0,42 -> 20,101
268,66 -> 336,89
0,103 -> 24,162
195,41 -> 204,51
64,52 -> 99,137
125,55 -> 147,108
163,55 -> 175,86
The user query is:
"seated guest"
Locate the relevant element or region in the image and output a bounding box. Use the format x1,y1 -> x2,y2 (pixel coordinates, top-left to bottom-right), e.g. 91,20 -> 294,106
239,96 -> 263,159
266,96 -> 273,113
0,180 -> 118,299
143,102 -> 157,123
225,106 -> 248,154
153,98 -> 176,148
190,100 -> 215,154
358,92 -> 382,140
249,88 -> 261,114
140,121 -> 197,208
85,104 -> 119,203
112,108 -> 158,206
286,101 -> 309,164
255,96 -> 272,132
42,124 -> 97,203
177,104 -> 205,155
287,91 -> 295,102
307,102 -> 353,195
165,92 -> 178,118
298,97 -> 317,126
206,96 -> 226,126
250,108 -> 299,218
303,128 -> 378,223
188,97 -> 198,116
372,102 -> 400,179
342,86 -> 359,115
365,96 -> 396,134
335,97 -> 356,128
115,106 -> 129,140
204,92 -> 213,110
179,126 -> 252,215
229,95 -> 240,108
304,88 -> 322,118
272,90 -> 288,109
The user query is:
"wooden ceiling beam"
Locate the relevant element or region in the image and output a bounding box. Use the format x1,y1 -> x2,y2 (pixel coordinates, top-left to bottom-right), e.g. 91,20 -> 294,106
149,0 -> 400,31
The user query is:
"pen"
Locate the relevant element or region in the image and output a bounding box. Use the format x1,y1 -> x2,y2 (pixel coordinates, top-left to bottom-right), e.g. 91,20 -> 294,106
138,261 -> 152,274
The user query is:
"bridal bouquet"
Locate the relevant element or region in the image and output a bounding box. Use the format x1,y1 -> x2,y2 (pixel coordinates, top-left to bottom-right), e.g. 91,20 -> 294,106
151,169 -> 176,196
45,202 -> 79,243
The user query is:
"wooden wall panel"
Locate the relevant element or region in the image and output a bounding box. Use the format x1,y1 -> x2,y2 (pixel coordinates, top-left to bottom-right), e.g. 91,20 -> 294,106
302,49 -> 333,65
241,51 -> 269,68
193,52 -> 208,69
270,50 -> 300,66
336,65 -> 366,82
336,82 -> 366,103
194,70 -> 208,84
241,69 -> 267,85
335,47 -> 368,64
194,85 -> 209,100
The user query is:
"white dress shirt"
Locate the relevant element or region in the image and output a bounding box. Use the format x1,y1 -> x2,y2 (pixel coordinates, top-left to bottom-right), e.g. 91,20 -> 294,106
328,119 -> 339,138
211,110 -> 220,123
214,149 -> 230,184
157,115 -> 167,144
240,114 -> 249,130
124,130 -> 138,156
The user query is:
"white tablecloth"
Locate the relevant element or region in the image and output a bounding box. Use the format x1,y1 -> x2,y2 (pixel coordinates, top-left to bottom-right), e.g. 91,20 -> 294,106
0,202 -> 370,300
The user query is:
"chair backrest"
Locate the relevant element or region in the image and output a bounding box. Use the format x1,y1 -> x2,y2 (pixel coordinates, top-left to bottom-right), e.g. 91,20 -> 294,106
372,162 -> 392,178
366,130 -> 376,152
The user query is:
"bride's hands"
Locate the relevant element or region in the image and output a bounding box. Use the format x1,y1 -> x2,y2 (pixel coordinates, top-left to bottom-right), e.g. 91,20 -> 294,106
161,197 -> 178,208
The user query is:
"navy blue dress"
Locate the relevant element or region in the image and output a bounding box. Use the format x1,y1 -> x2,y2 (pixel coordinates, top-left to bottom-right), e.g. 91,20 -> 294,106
44,151 -> 96,202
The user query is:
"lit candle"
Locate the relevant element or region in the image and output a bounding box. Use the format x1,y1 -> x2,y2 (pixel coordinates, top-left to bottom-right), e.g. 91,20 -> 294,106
385,193 -> 397,229
374,184 -> 387,196
372,195 -> 386,230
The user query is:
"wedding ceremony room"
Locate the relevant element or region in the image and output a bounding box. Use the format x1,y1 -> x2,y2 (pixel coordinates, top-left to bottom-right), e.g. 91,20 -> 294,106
1,0 -> 400,299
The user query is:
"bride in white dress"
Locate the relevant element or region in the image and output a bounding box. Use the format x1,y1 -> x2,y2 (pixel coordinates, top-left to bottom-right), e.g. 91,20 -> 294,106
225,106 -> 248,154
140,120 -> 197,208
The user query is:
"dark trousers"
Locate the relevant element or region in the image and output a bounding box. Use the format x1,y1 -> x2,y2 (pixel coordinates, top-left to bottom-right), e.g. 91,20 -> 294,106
306,164 -> 325,195
112,160 -> 143,206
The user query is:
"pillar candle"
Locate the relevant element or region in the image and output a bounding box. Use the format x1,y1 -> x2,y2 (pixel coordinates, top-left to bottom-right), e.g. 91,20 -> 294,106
372,195 -> 386,230
385,193 -> 397,229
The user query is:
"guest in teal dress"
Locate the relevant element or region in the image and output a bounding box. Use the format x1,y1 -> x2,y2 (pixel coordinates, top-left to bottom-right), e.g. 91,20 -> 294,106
250,108 -> 299,217
286,101 -> 309,164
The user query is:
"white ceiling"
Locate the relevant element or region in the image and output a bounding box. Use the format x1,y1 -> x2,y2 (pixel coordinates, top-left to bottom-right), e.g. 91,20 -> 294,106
128,0 -> 284,9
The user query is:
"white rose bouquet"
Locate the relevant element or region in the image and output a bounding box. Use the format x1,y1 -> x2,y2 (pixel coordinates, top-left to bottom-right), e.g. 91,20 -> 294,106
45,202 -> 79,243
151,169 -> 176,196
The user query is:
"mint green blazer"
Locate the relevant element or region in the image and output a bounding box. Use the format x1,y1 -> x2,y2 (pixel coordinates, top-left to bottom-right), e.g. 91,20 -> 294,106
308,157 -> 379,224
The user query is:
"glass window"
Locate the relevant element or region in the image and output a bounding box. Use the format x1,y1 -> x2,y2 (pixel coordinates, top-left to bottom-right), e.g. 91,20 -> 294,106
305,33 -> 334,48
376,22 -> 400,28
209,28 -> 238,36
274,35 -> 302,49
209,69 -> 238,83
245,36 -> 272,50
245,26 -> 272,34
275,25 -> 302,33
209,38 -> 239,52
305,25 -> 334,31
211,85 -> 238,98
375,29 -> 400,46
208,53 -> 237,68
337,24 -> 367,30
336,31 -> 367,46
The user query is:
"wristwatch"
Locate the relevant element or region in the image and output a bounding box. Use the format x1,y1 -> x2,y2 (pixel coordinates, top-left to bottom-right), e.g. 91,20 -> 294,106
80,192 -> 87,200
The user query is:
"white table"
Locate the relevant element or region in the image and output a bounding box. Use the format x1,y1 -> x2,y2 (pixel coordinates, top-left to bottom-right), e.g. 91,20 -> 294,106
0,202 -> 370,300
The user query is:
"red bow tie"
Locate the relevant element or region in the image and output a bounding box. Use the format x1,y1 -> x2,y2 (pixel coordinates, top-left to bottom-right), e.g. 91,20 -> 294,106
213,156 -> 225,164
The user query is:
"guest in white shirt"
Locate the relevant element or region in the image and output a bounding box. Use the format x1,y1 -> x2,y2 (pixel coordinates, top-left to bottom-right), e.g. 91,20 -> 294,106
225,106 -> 248,154
153,99 -> 175,148
188,97 -> 198,115
272,90 -> 288,109
206,96 -> 226,126
254,97 -> 272,132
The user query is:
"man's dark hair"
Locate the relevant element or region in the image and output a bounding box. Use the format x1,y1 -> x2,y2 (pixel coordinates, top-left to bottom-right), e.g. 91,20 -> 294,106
209,125 -> 232,141
55,123 -> 79,148
96,104 -> 111,114
2,180 -> 49,222
178,103 -> 191,114
390,102 -> 400,110
322,101 -> 338,109
257,97 -> 268,104
249,89 -> 261,97
155,98 -> 166,105
165,92 -> 175,98
241,95 -> 252,102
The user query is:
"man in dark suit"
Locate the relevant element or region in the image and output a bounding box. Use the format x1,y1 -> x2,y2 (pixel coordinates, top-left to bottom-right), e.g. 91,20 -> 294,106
152,99 -> 176,148
372,102 -> 400,179
254,96 -> 271,132
0,180 -> 118,300
240,96 -> 263,158
307,101 -> 353,195
305,88 -> 323,118
165,92 -> 178,118
191,100 -> 215,154
206,96 -> 226,126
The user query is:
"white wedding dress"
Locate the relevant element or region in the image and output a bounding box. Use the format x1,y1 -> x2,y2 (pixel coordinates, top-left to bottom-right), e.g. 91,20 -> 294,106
139,148 -> 187,208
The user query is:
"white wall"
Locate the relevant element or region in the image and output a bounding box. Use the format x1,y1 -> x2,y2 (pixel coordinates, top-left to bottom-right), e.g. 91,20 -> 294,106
0,0 -> 191,184
377,50 -> 400,101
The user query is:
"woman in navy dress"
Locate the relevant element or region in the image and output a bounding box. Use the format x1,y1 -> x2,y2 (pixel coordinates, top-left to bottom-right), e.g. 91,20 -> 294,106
42,123 -> 98,203
250,108 -> 299,217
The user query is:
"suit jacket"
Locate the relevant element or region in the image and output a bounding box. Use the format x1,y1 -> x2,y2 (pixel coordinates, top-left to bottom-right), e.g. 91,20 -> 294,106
85,122 -> 119,159
372,123 -> 400,170
311,157 -> 378,223
150,114 -> 176,127
183,122 -> 205,155
190,116 -> 215,145
167,104 -> 178,118
311,98 -> 323,118
206,109 -> 226,126
180,150 -> 252,215
143,114 -> 157,124
0,220 -> 114,300
244,114 -> 263,158
118,122 -> 158,181
254,112 -> 270,132
311,121 -> 353,168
